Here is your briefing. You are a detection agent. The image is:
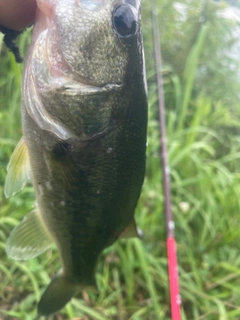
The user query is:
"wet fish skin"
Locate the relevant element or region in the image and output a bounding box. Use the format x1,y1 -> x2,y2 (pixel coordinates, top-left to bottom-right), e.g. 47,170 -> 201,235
7,0 -> 147,315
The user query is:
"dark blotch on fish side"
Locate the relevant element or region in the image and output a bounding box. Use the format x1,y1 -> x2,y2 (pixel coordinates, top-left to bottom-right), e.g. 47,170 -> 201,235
52,142 -> 72,157
0,25 -> 23,63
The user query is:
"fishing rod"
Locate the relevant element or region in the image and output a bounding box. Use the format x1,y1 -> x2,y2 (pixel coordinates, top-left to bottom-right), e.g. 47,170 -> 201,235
151,1 -> 181,319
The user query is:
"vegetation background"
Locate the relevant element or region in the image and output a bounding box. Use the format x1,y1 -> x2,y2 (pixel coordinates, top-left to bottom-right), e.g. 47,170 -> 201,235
1,0 -> 240,319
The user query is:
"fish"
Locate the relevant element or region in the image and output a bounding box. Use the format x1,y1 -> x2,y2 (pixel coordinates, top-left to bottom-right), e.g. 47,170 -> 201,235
4,0 -> 147,316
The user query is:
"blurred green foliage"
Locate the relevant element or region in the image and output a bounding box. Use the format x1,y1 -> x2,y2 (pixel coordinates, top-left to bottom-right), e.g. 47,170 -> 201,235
1,0 -> 240,319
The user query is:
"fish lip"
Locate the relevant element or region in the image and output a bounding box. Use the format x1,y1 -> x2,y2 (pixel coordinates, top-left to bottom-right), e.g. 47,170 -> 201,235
62,81 -> 123,95
41,76 -> 123,95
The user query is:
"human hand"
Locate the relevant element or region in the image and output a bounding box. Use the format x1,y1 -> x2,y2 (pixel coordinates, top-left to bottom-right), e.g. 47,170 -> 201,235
0,0 -> 37,31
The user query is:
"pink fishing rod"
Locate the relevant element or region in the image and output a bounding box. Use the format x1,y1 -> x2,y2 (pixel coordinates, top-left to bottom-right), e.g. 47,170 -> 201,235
151,1 -> 181,319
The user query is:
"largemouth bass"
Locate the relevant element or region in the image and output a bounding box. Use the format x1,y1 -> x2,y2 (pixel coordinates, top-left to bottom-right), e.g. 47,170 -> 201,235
5,0 -> 147,315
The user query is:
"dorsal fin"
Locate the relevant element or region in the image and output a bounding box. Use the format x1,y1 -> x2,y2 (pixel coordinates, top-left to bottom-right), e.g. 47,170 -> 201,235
4,137 -> 31,198
119,219 -> 143,239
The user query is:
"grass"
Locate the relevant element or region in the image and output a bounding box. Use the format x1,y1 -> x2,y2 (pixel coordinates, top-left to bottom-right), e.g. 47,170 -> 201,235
1,0 -> 240,319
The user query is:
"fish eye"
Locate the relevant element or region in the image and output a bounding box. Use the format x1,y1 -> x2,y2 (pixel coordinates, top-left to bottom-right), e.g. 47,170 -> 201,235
112,4 -> 137,39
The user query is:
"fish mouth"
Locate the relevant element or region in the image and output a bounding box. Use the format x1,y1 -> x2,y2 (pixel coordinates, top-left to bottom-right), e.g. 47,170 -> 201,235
61,80 -> 123,96
42,47 -> 123,94
43,76 -> 123,95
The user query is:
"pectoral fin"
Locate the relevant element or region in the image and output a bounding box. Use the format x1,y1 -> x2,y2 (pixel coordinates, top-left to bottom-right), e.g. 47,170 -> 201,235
6,208 -> 53,261
119,219 -> 143,239
4,137 -> 31,198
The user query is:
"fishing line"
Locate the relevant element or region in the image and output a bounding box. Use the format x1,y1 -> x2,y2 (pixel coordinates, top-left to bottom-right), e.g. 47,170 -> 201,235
150,0 -> 181,319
